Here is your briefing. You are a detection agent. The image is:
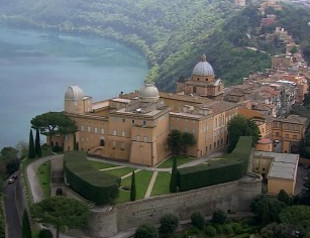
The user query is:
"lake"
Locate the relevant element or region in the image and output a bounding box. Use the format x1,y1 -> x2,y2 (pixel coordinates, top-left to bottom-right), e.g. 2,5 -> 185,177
0,26 -> 148,149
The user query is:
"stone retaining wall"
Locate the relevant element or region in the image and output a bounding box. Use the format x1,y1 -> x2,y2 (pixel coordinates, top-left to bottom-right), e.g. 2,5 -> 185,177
88,174 -> 262,237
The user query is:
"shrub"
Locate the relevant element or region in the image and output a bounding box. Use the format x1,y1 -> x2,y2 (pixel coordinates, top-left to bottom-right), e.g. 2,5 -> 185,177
223,224 -> 233,234
38,229 -> 53,238
178,137 -> 252,191
212,209 -> 227,224
205,225 -> 217,237
214,224 -> 223,234
135,224 -> 158,238
183,227 -> 200,237
159,214 -> 179,237
64,151 -> 120,205
232,223 -> 243,234
191,212 -> 205,230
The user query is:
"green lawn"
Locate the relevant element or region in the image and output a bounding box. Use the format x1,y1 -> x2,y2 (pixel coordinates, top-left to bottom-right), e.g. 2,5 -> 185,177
158,156 -> 194,168
151,172 -> 171,196
120,170 -> 154,200
103,167 -> 134,178
116,190 -> 131,204
87,160 -> 118,170
37,161 -> 51,198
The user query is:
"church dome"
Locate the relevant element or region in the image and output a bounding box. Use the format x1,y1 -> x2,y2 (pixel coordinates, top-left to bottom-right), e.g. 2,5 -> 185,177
65,86 -> 84,101
192,54 -> 214,76
139,84 -> 159,102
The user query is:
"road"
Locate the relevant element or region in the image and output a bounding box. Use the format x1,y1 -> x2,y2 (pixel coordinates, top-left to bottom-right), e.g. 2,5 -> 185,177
4,178 -> 22,238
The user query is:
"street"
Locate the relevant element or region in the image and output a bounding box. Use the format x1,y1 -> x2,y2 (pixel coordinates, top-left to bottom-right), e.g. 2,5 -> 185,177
4,178 -> 22,238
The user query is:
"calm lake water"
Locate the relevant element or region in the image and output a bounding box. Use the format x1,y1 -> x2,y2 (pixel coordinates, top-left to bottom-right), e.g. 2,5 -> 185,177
0,26 -> 148,149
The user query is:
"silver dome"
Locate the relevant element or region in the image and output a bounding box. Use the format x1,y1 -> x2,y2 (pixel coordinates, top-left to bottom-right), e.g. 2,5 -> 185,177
192,54 -> 214,76
139,84 -> 159,102
65,86 -> 84,101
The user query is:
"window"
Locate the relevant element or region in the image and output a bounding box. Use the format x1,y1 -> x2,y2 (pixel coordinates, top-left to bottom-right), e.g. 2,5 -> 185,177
193,87 -> 197,93
121,131 -> 125,137
137,135 -> 140,141
113,130 -> 117,136
285,134 -> 289,138
132,119 -> 135,124
122,118 -> 126,123
87,126 -> 91,132
144,136 -> 148,142
143,120 -> 146,126
94,127 -> 98,133
184,127 -> 188,132
100,139 -> 105,146
121,142 -> 125,150
81,126 -> 84,131
293,135 -> 297,139
101,128 -> 105,134
112,141 -> 116,149
192,129 -> 196,134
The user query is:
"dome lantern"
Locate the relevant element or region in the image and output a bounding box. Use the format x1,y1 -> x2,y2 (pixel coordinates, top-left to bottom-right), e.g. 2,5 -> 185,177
192,54 -> 214,77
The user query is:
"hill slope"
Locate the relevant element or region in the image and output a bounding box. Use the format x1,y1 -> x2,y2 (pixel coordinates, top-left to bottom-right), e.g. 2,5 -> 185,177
0,0 -> 308,91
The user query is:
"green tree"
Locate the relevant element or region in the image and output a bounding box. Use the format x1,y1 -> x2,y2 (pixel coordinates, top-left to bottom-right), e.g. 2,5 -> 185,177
134,224 -> 158,238
277,189 -> 292,205
169,156 -> 178,193
167,130 -> 182,155
191,212 -> 205,230
35,129 -> 42,157
260,223 -> 297,238
31,112 -> 77,148
0,147 -> 18,161
290,45 -> 298,54
205,225 -> 217,236
130,170 -> 136,201
182,132 -> 196,155
251,195 -> 286,225
38,229 -> 53,238
212,209 -> 227,224
22,210 -> 32,238
159,214 -> 179,237
279,205 -> 310,227
227,115 -> 260,152
1,147 -> 20,175
31,196 -> 90,238
28,129 -> 36,159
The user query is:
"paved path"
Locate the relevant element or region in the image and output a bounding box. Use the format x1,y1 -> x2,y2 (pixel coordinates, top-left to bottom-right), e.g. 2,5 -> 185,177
87,151 -> 224,172
121,169 -> 141,180
144,171 -> 158,198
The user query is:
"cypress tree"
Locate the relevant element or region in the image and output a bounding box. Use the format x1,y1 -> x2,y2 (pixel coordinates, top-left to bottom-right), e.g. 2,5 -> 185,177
169,156 -> 178,192
22,210 -> 32,238
28,129 -> 36,159
35,129 -> 42,157
130,170 -> 136,201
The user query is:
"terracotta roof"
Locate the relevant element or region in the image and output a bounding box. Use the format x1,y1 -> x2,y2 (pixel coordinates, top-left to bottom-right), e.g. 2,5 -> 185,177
159,92 -> 212,104
238,107 -> 265,119
275,114 -> 308,125
202,101 -> 238,115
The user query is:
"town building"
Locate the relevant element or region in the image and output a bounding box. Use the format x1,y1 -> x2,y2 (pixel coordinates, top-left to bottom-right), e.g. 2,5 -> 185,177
252,151 -> 299,196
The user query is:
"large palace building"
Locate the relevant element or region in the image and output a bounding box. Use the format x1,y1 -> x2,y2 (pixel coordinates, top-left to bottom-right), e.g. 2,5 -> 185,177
51,56 -> 238,166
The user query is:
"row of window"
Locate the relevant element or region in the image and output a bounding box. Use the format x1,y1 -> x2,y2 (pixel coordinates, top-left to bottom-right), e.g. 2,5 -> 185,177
112,117 -> 147,126
274,132 -> 298,139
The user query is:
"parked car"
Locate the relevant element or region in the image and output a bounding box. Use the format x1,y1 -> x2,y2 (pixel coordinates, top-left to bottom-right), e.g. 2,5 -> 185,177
7,178 -> 15,184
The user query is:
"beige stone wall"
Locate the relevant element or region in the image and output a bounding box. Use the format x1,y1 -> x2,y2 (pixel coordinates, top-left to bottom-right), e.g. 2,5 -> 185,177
268,178 -> 295,196
88,175 -> 262,237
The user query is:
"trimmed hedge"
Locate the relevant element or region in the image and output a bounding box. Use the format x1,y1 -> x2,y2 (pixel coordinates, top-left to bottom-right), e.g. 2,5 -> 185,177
64,151 -> 120,205
178,136 -> 252,191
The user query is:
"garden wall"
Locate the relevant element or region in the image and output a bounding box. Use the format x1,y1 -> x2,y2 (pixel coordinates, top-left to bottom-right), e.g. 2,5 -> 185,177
88,173 -> 262,237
